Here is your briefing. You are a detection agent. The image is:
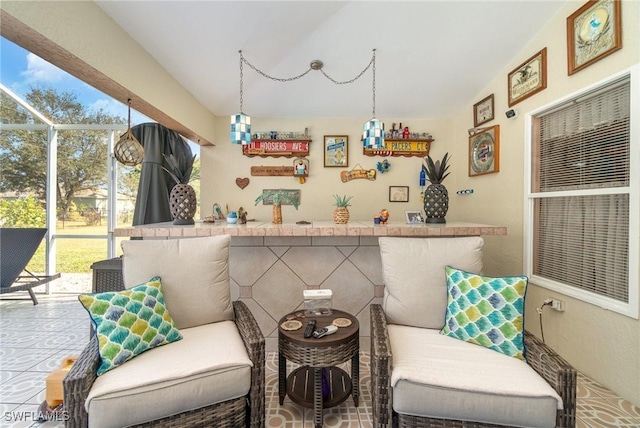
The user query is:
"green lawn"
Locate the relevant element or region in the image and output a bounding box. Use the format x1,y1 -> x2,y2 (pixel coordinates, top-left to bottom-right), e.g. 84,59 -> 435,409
26,221 -> 127,273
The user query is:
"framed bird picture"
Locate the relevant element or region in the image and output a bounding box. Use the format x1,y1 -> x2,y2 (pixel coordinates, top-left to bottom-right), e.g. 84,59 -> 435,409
507,48 -> 547,107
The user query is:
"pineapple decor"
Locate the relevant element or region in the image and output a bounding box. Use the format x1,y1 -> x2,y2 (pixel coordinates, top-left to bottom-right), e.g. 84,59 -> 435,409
254,190 -> 299,224
332,194 -> 353,224
422,153 -> 450,224
163,153 -> 197,225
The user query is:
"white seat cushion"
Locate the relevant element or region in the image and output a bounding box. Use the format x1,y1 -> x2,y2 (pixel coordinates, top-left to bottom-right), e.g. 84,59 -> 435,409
388,324 -> 562,428
86,321 -> 252,428
122,235 -> 234,329
380,237 -> 483,329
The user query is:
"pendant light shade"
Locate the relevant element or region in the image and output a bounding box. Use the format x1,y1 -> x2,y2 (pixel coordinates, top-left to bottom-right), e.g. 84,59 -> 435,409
231,113 -> 251,145
363,118 -> 385,149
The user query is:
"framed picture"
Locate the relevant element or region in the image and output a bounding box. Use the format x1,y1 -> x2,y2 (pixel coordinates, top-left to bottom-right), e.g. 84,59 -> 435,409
405,211 -> 423,224
507,48 -> 547,107
567,0 -> 622,75
389,186 -> 409,202
469,125 -> 500,177
324,135 -> 348,167
473,94 -> 494,127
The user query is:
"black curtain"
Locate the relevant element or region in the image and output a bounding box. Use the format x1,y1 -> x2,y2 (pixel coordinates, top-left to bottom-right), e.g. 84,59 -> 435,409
131,123 -> 193,226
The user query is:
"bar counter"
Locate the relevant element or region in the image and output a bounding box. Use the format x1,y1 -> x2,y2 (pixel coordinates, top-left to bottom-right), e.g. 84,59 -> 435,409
114,220 -> 506,238
114,220 -> 506,351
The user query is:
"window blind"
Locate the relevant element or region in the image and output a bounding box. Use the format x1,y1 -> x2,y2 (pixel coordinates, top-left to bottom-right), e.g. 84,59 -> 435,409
531,77 -> 631,304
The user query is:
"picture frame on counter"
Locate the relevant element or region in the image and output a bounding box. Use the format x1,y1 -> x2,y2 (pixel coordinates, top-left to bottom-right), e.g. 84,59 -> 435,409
405,210 -> 423,224
567,0 -> 622,75
324,135 -> 348,167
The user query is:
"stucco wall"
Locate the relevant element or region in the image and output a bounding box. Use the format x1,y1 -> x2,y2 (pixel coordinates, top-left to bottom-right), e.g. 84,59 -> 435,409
447,0 -> 640,405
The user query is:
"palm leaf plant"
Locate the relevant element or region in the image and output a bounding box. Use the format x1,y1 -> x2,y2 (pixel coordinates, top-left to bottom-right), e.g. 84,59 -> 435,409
422,152 -> 450,223
254,190 -> 299,224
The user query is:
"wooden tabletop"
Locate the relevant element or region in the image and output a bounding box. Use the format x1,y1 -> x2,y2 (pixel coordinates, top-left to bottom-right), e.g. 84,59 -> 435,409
278,309 -> 359,348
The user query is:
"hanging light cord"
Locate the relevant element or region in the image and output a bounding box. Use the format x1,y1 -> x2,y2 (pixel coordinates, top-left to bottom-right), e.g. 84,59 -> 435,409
239,49 -> 376,86
238,52 -> 244,112
371,49 -> 377,118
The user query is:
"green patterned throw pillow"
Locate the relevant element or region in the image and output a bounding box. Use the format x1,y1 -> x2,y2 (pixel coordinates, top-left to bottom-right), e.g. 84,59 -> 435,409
79,277 -> 182,375
440,266 -> 528,360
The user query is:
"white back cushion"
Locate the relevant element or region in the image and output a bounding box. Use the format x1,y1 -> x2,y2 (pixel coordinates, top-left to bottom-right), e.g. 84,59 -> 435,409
380,237 -> 483,329
121,236 -> 233,329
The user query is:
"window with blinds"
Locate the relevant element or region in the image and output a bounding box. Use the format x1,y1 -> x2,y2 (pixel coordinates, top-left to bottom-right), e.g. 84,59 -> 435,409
528,75 -> 635,316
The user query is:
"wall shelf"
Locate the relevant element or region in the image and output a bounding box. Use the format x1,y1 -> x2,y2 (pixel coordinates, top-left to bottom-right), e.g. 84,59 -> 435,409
363,138 -> 433,157
242,139 -> 311,158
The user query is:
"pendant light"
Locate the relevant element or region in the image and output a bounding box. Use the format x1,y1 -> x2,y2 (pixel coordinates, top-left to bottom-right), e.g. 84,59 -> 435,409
114,98 -> 144,166
362,49 -> 385,149
231,50 -> 251,145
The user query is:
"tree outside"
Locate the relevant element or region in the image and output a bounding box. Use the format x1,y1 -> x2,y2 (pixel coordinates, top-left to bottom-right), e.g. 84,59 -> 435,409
0,87 -> 126,223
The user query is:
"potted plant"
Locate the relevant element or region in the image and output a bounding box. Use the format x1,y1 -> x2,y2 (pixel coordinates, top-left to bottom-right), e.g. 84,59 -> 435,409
422,152 -> 450,223
163,153 -> 197,225
332,194 -> 353,224
254,190 -> 299,224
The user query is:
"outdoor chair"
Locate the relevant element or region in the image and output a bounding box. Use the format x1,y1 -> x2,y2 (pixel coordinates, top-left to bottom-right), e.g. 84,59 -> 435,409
64,235 -> 265,428
371,236 -> 576,428
0,227 -> 60,305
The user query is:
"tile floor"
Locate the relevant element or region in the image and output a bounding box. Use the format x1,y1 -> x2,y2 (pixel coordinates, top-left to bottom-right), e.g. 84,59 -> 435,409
1,292 -> 639,427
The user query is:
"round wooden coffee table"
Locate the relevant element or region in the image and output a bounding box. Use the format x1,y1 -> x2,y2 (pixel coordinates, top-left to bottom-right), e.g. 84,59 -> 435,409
278,309 -> 359,428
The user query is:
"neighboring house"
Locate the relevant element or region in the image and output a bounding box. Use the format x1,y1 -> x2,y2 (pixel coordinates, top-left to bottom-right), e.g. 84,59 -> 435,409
0,190 -> 135,219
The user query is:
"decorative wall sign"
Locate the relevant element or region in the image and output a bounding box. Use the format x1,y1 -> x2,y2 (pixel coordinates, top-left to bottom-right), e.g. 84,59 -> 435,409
567,0 -> 622,75
507,48 -> 547,107
259,189 -> 300,206
340,165 -> 376,182
389,186 -> 409,202
324,135 -> 348,167
236,177 -> 250,189
469,125 -> 500,176
242,139 -> 311,158
293,157 -> 309,184
363,138 -> 433,157
473,94 -> 495,127
250,166 -> 294,176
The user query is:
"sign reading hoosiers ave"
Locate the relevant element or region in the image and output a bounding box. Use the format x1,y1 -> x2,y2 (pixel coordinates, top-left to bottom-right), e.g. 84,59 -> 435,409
242,140 -> 310,157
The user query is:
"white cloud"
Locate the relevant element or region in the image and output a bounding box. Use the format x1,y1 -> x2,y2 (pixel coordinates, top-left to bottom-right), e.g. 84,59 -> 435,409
89,98 -> 152,124
20,53 -> 67,83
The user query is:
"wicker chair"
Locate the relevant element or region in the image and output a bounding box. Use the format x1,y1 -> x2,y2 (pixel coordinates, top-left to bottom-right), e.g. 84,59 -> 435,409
64,237 -> 265,428
371,305 -> 577,428
371,237 -> 577,428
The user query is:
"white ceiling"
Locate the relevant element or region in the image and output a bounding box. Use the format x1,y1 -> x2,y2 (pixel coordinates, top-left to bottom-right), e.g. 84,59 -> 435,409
96,1 -> 565,120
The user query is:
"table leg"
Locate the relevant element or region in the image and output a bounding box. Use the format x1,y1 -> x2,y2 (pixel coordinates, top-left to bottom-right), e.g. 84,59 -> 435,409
352,349 -> 359,406
278,353 -> 287,405
314,367 -> 323,428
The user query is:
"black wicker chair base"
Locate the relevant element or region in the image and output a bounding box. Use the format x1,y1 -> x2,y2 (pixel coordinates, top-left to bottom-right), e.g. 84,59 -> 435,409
133,397 -> 245,427
370,304 -> 577,428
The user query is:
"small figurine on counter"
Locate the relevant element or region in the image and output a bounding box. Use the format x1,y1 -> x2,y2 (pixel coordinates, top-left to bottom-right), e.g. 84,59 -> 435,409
402,126 -> 410,139
379,209 -> 390,224
269,130 -> 278,139
238,207 -> 248,224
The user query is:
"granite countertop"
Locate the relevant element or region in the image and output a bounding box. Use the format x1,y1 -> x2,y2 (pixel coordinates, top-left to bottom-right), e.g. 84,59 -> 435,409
114,220 -> 507,238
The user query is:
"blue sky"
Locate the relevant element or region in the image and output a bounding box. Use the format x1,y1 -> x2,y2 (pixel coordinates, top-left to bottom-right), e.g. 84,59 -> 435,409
1,37 -> 153,125
1,37 -> 199,153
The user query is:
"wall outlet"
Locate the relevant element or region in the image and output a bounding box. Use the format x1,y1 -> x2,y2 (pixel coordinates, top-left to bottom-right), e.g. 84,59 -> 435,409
550,299 -> 565,312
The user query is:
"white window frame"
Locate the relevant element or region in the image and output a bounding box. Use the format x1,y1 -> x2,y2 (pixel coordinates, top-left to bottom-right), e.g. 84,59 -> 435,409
524,65 -> 639,319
